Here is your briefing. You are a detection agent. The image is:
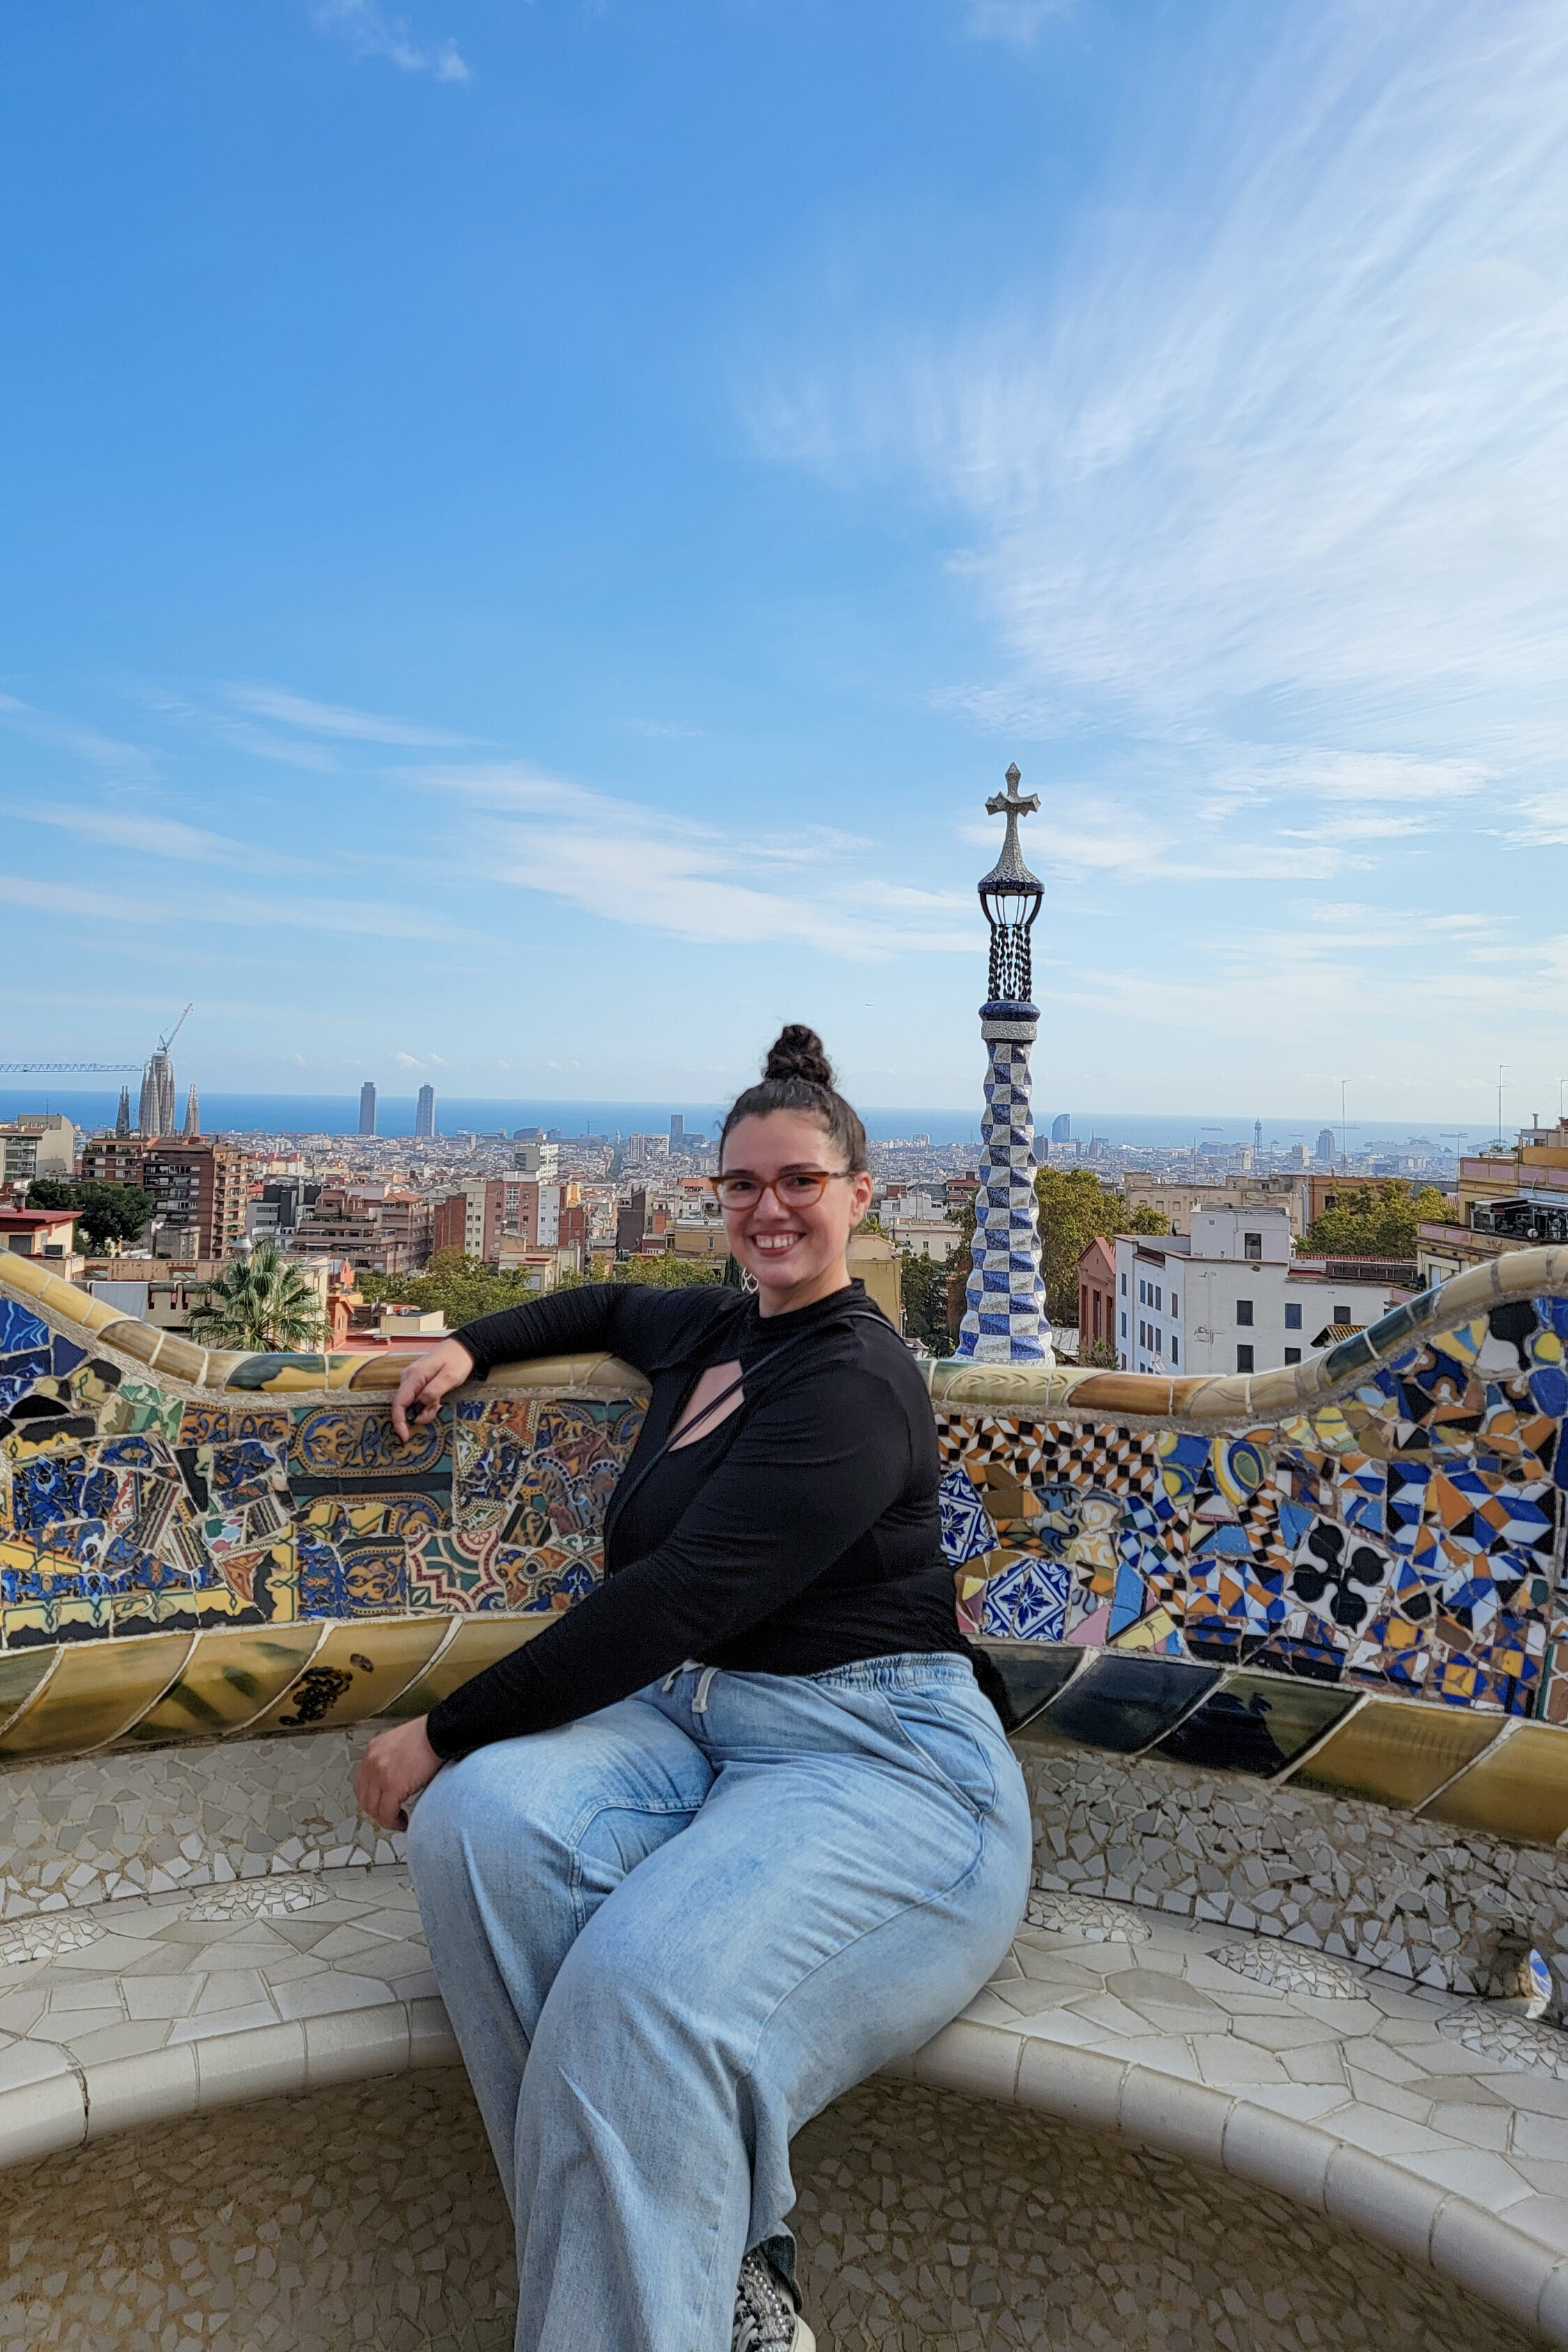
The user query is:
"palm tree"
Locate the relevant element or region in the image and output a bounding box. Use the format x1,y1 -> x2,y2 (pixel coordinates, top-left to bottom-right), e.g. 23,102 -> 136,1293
189,1241 -> 324,1353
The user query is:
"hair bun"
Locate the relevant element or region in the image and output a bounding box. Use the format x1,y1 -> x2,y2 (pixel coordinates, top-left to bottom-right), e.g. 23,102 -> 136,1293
762,1024 -> 835,1088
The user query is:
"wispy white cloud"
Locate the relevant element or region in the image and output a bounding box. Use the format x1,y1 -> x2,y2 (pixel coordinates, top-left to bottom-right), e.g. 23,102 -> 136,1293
1,801 -> 315,875
0,870 -> 478,945
958,790 -> 1370,883
753,1 -> 1568,815
419,760 -> 981,959
221,683 -> 475,747
0,693 -> 155,775
310,0 -> 471,83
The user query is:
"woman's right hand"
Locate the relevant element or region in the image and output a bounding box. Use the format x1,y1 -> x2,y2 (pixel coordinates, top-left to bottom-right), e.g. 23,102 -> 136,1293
392,1338 -> 476,1440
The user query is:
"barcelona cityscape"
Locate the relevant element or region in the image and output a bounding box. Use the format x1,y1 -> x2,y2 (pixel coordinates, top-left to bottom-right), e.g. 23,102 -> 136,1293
2,7 -> 1568,2352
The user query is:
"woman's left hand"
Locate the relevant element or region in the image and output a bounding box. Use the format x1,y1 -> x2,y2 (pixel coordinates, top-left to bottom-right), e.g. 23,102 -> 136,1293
354,1715 -> 443,1831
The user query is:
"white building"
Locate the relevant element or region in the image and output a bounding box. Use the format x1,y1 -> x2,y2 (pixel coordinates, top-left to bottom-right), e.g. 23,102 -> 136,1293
1113,1207 -> 1400,1377
891,1216 -> 962,1264
3,1113 -> 76,1184
513,1139 -> 560,1182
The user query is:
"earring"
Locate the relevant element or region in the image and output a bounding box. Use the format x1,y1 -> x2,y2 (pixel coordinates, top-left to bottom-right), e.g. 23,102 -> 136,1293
742,1269 -> 759,1294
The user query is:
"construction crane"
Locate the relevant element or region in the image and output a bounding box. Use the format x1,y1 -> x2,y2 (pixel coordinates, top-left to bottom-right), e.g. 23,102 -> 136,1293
1,1008 -> 191,1076
159,1005 -> 193,1056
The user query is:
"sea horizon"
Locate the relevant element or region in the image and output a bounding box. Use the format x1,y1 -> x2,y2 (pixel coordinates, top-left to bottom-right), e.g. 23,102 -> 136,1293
0,1088 -> 1490,1152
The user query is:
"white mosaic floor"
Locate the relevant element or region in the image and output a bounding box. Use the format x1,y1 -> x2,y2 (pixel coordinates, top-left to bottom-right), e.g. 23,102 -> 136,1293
3,1871 -> 1568,2337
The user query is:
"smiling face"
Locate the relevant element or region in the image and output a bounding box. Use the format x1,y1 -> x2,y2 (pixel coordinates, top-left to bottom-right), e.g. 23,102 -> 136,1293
719,1109 -> 875,1317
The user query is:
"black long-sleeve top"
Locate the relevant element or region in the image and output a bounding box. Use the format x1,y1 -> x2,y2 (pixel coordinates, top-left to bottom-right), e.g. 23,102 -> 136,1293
423,1278 -> 961,1758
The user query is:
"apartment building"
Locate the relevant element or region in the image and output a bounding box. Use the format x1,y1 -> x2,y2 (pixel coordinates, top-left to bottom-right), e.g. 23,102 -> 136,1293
1416,1124 -> 1568,1284
1122,1173 -> 1310,1239
436,1177 -> 584,1267
1,1113 -> 75,1186
79,1137 -> 147,1188
141,1141 -> 247,1261
292,1182 -> 432,1276
1113,1209 -> 1400,1377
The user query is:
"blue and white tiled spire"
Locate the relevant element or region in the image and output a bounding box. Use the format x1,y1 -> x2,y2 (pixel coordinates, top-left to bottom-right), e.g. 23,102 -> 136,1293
954,766 -> 1052,1365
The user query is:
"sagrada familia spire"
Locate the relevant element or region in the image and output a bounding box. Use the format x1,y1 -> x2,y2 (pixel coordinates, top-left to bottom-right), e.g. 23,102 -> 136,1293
138,1048 -> 176,1138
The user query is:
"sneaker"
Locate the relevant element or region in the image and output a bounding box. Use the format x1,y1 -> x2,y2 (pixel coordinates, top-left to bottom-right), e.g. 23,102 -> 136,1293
732,2248 -> 815,2352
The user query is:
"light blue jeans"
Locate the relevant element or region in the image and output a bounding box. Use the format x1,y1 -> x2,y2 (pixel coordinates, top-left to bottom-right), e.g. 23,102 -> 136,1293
407,1652 -> 1032,2352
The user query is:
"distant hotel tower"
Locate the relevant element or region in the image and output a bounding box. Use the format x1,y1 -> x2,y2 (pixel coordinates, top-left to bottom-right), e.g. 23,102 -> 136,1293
359,1082 -> 377,1137
953,766 -> 1051,1364
415,1083 -> 436,1140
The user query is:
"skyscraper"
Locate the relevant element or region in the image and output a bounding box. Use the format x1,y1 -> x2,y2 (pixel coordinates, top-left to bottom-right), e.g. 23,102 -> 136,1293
415,1083 -> 436,1140
1255,1119 -> 1264,1156
359,1083 -> 377,1137
1051,1113 -> 1071,1143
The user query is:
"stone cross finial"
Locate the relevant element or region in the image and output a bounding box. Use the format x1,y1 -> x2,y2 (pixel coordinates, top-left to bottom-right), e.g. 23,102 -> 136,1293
980,763 -> 1042,893
986,762 -> 1039,821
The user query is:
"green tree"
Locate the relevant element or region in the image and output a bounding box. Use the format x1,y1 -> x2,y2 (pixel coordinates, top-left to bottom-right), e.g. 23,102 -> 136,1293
188,1243 -> 324,1352
899,1250 -> 954,1353
360,1250 -> 545,1328
76,1182 -> 154,1253
22,1177 -> 153,1252
610,1255 -> 722,1289
1304,1182 -> 1448,1260
1034,1166 -> 1169,1324
24,1177 -> 77,1212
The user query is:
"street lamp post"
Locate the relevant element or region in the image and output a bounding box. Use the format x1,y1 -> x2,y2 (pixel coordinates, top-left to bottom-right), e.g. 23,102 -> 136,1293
952,765 -> 1051,1365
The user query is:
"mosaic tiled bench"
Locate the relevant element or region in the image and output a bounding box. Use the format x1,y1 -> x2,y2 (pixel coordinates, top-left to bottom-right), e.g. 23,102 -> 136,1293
5,1867 -> 1568,2342
3,1242 -> 1568,2345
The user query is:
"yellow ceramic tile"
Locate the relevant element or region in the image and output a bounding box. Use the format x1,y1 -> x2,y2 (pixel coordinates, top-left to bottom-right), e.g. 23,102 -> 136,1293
2,1597 -> 111,1644
0,1647 -> 56,1734
1292,1698 -> 1501,1809
241,1617 -> 452,1736
125,1625 -> 327,1742
1420,1721 -> 1568,1844
0,1632 -> 194,1759
385,1614 -> 549,1718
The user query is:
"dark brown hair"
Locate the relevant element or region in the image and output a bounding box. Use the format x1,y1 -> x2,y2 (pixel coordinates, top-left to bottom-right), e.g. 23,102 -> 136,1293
719,1025 -> 869,1173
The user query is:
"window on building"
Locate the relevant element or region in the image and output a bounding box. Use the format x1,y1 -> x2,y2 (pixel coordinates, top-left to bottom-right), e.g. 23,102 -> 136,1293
1120,1272 -> 1127,1295
1139,1278 -> 1146,1304
1170,1335 -> 1179,1365
1154,1286 -> 1161,1310
1284,1303 -> 1302,1331
1236,1299 -> 1254,1326
1237,1344 -> 1255,1372
1120,1312 -> 1127,1338
1139,1320 -> 1146,1346
1285,1347 -> 1301,1365
1244,1231 -> 1262,1262
1170,1292 -> 1178,1317
1335,1303 -> 1351,1323
1154,1329 -> 1161,1352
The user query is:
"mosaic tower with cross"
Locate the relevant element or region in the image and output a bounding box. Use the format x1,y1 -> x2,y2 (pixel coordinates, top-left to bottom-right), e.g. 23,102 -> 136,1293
953,765 -> 1053,1363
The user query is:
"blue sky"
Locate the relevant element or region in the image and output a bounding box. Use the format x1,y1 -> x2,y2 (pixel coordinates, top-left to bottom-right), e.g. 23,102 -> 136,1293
2,0 -> 1565,1124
